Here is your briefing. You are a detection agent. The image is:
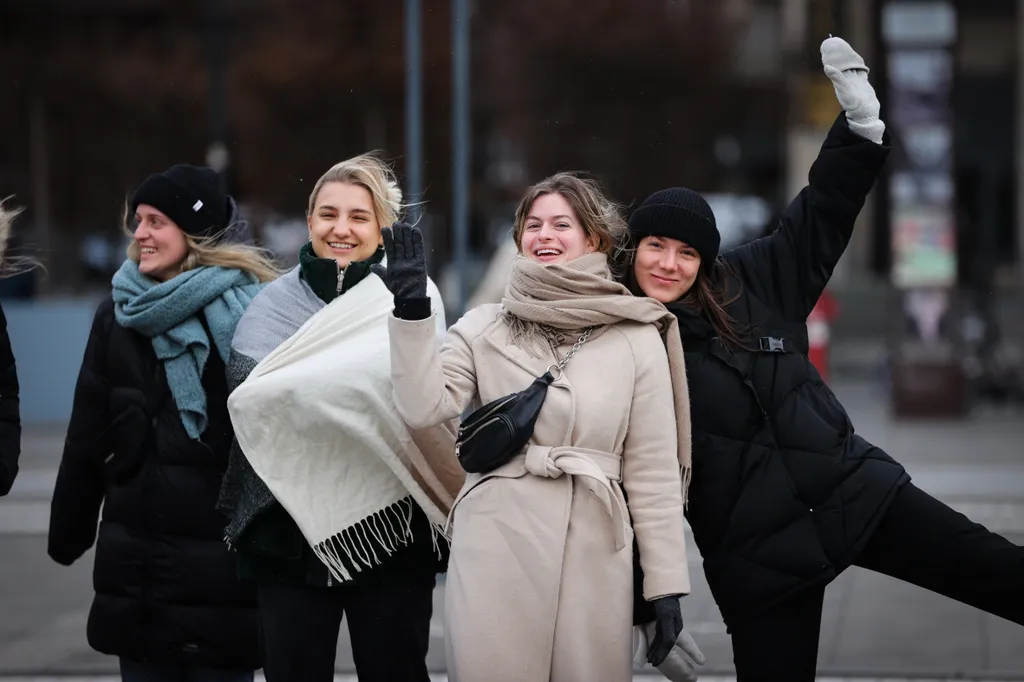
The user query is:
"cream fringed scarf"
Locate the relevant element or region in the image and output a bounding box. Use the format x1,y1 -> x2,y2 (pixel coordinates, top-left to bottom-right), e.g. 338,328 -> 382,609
227,271 -> 463,582
501,252 -> 693,500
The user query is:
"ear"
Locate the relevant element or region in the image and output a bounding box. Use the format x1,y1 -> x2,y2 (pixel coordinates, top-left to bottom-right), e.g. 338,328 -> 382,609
306,213 -> 313,237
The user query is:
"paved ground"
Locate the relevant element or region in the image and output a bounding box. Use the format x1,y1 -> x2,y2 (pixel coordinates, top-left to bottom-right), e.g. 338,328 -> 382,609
2,379 -> 1024,679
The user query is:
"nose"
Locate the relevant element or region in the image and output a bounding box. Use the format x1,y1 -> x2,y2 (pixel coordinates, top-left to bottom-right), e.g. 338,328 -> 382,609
134,222 -> 150,240
536,223 -> 556,240
659,250 -> 679,270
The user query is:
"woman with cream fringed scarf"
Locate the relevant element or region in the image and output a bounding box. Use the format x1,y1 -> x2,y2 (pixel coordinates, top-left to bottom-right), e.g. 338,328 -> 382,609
218,153 -> 464,682
379,173 -> 694,681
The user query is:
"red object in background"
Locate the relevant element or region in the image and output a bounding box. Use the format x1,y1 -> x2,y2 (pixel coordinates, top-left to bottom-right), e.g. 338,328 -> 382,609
808,290 -> 839,383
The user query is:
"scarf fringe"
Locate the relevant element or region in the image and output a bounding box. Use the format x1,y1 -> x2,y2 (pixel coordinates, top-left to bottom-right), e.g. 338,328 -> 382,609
311,496 -> 450,584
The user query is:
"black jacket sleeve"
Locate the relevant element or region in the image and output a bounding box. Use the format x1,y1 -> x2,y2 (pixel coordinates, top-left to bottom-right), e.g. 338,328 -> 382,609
48,299 -> 113,566
723,113 -> 890,321
0,304 -> 21,496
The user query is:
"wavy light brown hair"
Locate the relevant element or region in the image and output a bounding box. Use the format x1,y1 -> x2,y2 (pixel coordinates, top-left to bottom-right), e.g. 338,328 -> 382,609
512,173 -> 629,267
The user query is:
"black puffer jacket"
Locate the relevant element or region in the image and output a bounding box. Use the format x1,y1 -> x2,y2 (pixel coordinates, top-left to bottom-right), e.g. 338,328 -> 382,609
48,297 -> 260,669
0,303 -> 21,495
678,115 -> 903,626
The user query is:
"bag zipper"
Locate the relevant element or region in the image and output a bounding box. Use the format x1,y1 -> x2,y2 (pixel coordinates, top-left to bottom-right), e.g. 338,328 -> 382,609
458,394 -> 517,438
456,413 -> 515,458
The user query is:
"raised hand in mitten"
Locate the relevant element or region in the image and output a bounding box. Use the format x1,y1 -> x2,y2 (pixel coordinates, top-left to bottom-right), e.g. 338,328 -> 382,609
821,35 -> 885,144
648,595 -> 684,666
372,222 -> 430,320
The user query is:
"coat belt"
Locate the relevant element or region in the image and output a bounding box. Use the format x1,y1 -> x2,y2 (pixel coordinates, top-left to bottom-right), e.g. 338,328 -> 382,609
523,445 -> 629,552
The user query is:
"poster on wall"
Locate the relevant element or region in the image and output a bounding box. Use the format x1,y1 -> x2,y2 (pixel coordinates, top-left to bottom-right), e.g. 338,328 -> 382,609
886,46 -> 957,288
882,0 -> 966,416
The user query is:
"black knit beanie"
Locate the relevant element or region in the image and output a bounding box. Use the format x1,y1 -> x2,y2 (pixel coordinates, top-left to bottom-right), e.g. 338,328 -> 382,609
130,164 -> 228,239
628,188 -> 721,264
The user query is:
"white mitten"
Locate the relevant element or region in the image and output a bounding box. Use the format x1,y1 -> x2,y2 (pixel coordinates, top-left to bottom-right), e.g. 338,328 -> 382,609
820,36 -> 885,144
632,621 -> 706,682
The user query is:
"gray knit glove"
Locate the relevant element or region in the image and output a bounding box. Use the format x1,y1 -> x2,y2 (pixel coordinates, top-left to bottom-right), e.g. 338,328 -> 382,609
648,595 -> 685,666
372,222 -> 430,320
632,604 -> 705,682
821,36 -> 885,144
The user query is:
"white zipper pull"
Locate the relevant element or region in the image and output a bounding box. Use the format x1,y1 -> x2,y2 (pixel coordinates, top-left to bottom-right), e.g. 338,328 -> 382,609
337,266 -> 344,294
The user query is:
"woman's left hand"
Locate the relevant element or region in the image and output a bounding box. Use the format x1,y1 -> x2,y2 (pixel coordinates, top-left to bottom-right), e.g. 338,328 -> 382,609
373,223 -> 430,321
648,594 -> 685,666
821,36 -> 884,144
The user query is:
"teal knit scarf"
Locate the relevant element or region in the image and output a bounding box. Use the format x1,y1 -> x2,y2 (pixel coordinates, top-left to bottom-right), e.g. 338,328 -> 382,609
112,260 -> 264,439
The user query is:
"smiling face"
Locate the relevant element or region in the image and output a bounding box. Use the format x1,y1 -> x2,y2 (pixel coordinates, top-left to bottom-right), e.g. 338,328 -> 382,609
632,235 -> 702,303
134,204 -> 190,281
518,192 -> 597,265
306,181 -> 382,267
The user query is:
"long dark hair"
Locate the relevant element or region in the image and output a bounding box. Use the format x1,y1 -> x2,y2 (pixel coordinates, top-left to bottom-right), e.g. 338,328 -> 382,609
684,259 -> 749,349
622,239 -> 749,350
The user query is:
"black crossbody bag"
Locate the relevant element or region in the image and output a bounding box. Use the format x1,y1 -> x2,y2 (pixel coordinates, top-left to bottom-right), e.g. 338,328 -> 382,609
455,326 -> 594,474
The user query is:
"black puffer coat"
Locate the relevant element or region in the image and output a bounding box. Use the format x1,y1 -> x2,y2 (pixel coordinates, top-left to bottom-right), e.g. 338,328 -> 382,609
48,297 -> 260,669
677,115 -> 904,626
0,303 -> 21,495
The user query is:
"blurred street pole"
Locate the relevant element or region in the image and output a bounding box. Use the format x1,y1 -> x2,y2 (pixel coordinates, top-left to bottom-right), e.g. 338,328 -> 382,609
451,0 -> 471,314
29,95 -> 51,295
405,0 -> 424,225
205,0 -> 230,184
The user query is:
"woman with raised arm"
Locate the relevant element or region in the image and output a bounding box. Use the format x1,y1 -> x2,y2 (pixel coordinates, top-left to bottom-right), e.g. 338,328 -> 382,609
625,37 -> 1024,682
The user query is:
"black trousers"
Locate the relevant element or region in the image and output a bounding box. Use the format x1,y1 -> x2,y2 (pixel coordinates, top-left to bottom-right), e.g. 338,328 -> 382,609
729,483 -> 1024,682
257,572 -> 435,682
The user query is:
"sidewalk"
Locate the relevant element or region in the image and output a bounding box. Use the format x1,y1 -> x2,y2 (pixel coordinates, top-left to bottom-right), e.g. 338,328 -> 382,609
2,380 -> 1023,678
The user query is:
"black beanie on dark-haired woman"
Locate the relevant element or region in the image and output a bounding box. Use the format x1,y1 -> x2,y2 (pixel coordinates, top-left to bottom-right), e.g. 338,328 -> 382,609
628,188 -> 721,264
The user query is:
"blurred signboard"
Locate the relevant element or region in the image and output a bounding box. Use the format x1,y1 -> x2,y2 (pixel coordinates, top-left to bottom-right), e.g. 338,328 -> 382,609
882,0 -> 966,418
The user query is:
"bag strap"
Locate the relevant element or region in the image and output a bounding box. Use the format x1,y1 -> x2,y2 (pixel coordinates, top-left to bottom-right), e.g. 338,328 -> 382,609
545,326 -> 595,380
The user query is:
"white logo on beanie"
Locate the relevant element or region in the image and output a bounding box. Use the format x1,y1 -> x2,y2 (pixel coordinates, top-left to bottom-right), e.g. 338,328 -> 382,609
193,200 -> 204,212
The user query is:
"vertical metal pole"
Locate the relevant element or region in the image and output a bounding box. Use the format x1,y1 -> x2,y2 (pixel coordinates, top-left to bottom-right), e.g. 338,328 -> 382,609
405,0 -> 424,225
451,0 -> 471,315
29,95 -> 51,294
206,0 -> 230,183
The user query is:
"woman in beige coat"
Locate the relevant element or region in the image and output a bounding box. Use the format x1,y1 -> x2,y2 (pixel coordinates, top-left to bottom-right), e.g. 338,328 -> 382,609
375,173 -> 693,682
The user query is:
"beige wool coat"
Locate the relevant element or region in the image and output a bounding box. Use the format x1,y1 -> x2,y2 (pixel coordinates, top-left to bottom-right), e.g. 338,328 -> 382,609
390,303 -> 690,682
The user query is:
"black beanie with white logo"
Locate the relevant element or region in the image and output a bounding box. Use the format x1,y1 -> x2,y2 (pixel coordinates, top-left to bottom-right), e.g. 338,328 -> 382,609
130,164 -> 229,239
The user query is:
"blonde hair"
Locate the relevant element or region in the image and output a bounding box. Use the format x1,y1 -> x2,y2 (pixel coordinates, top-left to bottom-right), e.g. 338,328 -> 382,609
0,197 -> 44,279
307,152 -> 404,229
122,202 -> 281,283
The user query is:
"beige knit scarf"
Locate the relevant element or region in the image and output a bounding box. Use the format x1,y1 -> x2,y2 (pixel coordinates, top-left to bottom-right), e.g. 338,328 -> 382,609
501,252 -> 693,501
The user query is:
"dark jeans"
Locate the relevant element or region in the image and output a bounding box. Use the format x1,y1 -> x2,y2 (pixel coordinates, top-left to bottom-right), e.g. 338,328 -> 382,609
729,483 -> 1024,682
118,659 -> 253,682
257,572 -> 436,682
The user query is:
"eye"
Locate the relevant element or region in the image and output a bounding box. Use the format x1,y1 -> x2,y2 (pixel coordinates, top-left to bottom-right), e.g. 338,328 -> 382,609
555,222 -> 571,229
525,222 -> 541,231
319,212 -> 333,219
646,240 -> 662,250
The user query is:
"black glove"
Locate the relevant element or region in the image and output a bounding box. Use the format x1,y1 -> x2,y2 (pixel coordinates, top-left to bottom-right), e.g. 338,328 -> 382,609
372,222 -> 430,320
648,595 -> 684,667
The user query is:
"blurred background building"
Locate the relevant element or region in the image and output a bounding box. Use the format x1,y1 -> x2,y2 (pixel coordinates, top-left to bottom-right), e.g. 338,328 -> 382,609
3,4 -> 1024,679
1,0 -> 1023,419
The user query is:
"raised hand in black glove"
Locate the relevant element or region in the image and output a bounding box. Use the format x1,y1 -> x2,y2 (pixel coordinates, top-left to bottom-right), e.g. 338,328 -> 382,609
648,595 -> 684,667
372,222 -> 430,320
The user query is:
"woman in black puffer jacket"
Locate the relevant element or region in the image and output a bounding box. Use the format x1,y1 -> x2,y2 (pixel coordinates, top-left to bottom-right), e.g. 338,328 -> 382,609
626,37 -> 1024,682
48,165 -> 278,681
0,200 -> 32,496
